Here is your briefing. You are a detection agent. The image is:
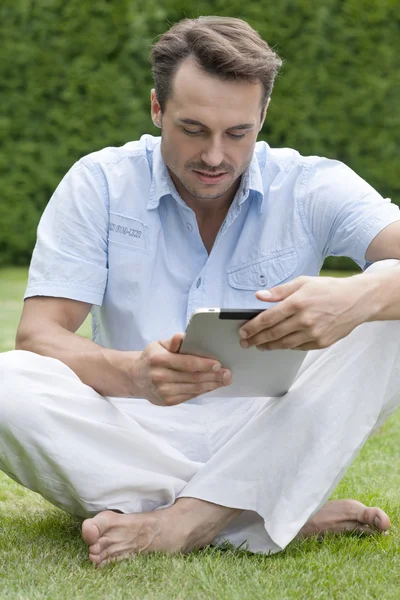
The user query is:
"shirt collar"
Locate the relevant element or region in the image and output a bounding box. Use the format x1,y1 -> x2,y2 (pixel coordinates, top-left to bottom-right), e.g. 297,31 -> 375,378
238,149 -> 265,213
147,139 -> 265,213
147,141 -> 174,210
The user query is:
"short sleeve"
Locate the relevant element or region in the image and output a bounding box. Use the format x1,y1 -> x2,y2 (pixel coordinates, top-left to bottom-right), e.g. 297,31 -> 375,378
25,159 -> 109,305
299,158 -> 400,269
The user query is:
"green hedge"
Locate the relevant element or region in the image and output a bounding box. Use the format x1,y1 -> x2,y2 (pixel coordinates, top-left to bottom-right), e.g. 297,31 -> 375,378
1,0 -> 399,268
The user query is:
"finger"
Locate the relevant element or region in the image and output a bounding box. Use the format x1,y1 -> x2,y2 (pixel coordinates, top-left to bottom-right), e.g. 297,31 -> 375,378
243,315 -> 305,348
152,368 -> 232,384
159,334 -> 222,371
158,380 -> 228,398
160,333 -> 185,354
257,331 -> 311,351
255,276 -> 311,303
292,341 -> 326,351
239,301 -> 297,342
167,351 -> 222,373
160,394 -> 197,406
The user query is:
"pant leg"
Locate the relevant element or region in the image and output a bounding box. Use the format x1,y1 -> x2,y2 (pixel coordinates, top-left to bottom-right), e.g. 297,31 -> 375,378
178,259 -> 400,553
0,350 -> 208,517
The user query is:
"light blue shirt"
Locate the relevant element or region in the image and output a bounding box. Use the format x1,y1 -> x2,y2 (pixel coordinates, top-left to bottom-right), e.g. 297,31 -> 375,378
25,135 -> 400,351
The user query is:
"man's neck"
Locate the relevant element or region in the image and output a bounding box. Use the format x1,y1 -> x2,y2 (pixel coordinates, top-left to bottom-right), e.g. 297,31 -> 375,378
168,170 -> 242,253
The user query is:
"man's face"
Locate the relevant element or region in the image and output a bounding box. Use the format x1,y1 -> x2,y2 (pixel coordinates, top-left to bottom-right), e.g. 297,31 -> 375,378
151,58 -> 267,204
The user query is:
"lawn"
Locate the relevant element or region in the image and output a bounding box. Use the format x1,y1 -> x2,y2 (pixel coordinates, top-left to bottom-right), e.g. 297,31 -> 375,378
1,267 -> 400,599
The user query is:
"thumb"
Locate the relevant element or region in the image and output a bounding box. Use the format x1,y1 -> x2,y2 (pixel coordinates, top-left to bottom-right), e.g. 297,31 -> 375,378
159,332 -> 184,353
255,276 -> 310,302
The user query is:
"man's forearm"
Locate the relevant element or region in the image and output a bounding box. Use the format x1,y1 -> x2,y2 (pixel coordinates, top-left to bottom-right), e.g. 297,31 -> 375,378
16,324 -> 141,397
365,262 -> 400,322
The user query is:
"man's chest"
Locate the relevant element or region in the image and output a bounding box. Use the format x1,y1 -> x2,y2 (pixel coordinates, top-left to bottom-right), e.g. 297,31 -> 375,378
105,199 -> 320,324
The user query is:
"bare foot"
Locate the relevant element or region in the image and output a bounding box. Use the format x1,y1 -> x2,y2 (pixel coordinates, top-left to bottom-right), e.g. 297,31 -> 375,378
82,510 -> 184,566
82,498 -> 240,566
299,499 -> 391,538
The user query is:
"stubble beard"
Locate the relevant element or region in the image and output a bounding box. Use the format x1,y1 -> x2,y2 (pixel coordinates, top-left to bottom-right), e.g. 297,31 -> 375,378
161,136 -> 251,202
177,173 -> 235,200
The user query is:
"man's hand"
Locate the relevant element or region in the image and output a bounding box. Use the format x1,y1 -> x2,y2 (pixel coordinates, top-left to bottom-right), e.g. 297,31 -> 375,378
239,274 -> 379,351
134,333 -> 232,406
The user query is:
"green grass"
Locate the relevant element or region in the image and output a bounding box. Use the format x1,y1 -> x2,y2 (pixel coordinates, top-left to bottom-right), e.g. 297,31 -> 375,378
1,266 -> 400,599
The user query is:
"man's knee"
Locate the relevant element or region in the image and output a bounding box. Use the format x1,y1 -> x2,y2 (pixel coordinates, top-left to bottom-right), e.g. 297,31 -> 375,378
363,258 -> 400,274
0,349 -> 31,395
0,350 -> 47,431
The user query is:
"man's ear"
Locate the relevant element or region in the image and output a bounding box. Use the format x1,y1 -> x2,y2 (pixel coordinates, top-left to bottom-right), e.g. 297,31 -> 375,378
151,89 -> 162,128
259,97 -> 270,130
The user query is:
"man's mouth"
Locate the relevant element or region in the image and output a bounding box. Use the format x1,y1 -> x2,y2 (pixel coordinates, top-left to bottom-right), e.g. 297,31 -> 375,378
193,170 -> 228,184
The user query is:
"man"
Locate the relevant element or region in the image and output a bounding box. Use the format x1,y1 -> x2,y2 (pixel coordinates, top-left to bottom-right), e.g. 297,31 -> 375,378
1,16 -> 400,566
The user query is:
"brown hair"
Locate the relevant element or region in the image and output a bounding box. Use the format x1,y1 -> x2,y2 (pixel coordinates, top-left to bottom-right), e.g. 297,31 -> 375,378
151,16 -> 283,112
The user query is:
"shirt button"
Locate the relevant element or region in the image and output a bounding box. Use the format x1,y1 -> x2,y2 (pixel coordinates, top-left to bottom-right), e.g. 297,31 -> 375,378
260,275 -> 267,286
186,223 -> 193,232
196,278 -> 201,288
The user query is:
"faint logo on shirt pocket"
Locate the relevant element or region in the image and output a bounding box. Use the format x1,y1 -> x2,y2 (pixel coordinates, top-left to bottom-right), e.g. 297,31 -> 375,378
109,213 -> 148,253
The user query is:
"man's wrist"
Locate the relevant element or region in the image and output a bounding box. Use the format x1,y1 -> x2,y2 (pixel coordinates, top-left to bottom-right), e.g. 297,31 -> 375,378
360,269 -> 397,322
345,271 -> 383,325
100,347 -> 143,397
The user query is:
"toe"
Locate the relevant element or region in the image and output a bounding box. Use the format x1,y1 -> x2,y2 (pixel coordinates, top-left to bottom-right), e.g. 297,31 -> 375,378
353,524 -> 375,536
82,519 -> 101,546
96,541 -> 137,565
363,507 -> 390,531
99,550 -> 132,567
88,552 -> 102,565
89,542 -> 101,555
89,534 -> 114,555
82,510 -> 121,547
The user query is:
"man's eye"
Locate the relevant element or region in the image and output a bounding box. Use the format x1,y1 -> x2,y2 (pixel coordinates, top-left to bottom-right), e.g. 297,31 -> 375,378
182,128 -> 245,139
183,129 -> 203,136
228,132 -> 246,140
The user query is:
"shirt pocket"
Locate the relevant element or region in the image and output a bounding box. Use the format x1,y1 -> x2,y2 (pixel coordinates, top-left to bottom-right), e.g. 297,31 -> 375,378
227,248 -> 298,291
107,215 -> 151,303
108,213 -> 149,254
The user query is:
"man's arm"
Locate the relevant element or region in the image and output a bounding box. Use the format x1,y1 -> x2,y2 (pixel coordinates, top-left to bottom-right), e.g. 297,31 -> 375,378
16,296 -> 139,397
16,296 -> 231,403
362,220 -> 400,321
238,264 -> 400,352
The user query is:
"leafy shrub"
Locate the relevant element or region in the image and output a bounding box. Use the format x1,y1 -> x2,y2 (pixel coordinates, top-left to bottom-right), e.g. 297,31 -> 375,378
1,0 -> 399,268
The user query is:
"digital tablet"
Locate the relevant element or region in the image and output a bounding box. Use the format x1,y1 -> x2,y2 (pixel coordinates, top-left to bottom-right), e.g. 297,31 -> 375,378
179,308 -> 308,398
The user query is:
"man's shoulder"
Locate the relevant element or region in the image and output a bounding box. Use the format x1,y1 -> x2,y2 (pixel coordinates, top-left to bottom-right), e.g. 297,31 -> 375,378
254,141 -> 327,174
80,134 -> 160,170
71,135 -> 160,214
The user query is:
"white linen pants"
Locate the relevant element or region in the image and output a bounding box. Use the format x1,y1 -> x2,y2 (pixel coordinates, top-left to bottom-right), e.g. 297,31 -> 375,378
1,259 -> 400,554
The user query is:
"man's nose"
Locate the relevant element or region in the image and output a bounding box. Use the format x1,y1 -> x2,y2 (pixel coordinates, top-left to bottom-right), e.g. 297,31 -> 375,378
200,140 -> 224,168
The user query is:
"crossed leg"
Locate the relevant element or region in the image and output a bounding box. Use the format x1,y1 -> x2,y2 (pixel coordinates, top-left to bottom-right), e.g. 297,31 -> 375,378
1,260 -> 399,565
82,259 -> 400,564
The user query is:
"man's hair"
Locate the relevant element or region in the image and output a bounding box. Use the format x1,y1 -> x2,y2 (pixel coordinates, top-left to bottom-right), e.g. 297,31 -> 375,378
151,16 -> 283,113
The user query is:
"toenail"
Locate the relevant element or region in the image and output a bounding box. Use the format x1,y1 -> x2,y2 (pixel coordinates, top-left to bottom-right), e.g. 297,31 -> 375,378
374,516 -> 381,528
